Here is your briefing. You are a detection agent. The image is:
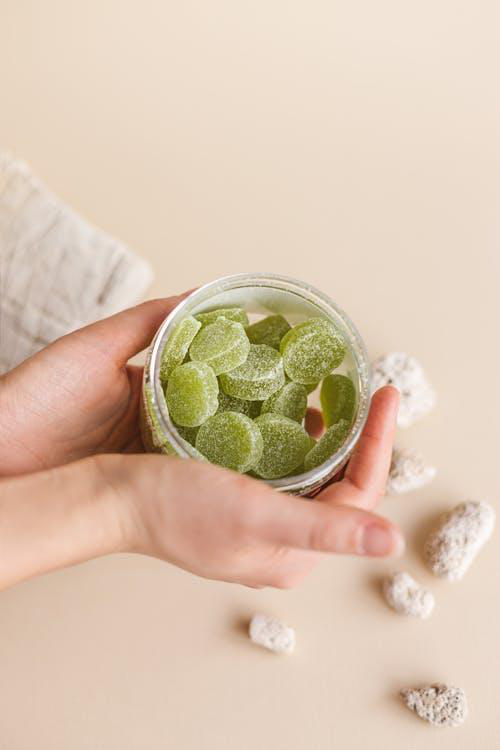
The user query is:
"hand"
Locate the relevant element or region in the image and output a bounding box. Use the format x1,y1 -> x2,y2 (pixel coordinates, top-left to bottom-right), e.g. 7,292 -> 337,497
0,295 -> 189,476
106,386 -> 403,588
0,387 -> 401,590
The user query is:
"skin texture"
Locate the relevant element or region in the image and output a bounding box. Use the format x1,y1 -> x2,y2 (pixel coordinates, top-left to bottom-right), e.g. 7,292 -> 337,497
0,296 -> 403,590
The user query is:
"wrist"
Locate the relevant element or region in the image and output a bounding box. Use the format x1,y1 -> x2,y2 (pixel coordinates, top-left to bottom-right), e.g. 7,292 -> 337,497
0,456 -> 131,590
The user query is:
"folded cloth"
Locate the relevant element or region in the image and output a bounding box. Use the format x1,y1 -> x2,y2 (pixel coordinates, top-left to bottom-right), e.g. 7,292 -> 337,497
0,152 -> 153,374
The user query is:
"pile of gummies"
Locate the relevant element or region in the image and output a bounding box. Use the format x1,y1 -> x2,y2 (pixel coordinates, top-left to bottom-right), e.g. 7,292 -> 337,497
159,307 -> 357,479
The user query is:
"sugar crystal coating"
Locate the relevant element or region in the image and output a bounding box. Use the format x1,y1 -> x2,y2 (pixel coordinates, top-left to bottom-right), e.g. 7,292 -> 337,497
386,448 -> 436,495
253,413 -> 311,479
219,344 -> 285,401
289,435 -> 317,475
195,307 -> 249,327
195,411 -> 263,473
249,614 -> 295,654
305,381 -> 319,394
401,684 -> 467,727
320,373 -> 356,428
174,423 -> 199,446
425,500 -> 495,581
160,316 -> 201,382
303,419 -> 350,472
280,317 -> 346,384
217,390 -> 261,419
371,352 -> 436,427
246,314 -> 291,349
189,318 -> 250,375
383,571 -> 435,618
261,382 -> 307,423
165,361 -> 218,427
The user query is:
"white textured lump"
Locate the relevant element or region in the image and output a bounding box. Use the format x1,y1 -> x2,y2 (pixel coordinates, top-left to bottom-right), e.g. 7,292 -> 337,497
401,684 -> 467,727
249,614 -> 295,654
383,571 -> 435,618
371,352 -> 436,427
425,500 -> 495,581
386,448 -> 436,494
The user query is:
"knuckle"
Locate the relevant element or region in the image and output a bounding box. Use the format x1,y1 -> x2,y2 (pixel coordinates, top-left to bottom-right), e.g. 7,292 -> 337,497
309,519 -> 335,552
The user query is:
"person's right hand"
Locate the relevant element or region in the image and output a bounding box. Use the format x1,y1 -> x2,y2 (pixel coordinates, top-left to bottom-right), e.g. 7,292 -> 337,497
102,386 -> 403,588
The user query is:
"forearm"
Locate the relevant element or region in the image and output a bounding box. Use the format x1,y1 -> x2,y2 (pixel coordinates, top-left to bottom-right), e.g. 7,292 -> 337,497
0,457 -> 126,590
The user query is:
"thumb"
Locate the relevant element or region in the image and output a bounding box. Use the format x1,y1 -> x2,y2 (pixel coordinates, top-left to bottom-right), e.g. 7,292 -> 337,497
253,493 -> 404,557
68,293 -> 193,365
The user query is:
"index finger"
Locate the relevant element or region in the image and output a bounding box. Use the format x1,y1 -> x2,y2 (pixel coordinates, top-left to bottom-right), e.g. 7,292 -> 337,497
318,385 -> 399,510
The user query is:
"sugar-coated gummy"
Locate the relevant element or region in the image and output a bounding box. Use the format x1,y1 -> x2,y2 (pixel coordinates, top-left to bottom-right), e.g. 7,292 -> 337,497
303,419 -> 350,472
159,316 -> 201,382
320,373 -> 356,428
142,386 -> 177,455
195,307 -> 249,327
288,435 -> 317,476
305,381 -> 319,394
217,390 -> 261,419
245,314 -> 291,350
189,318 -> 250,375
174,423 -> 199,446
253,413 -> 311,479
195,411 -> 263,473
280,317 -> 346,384
219,344 -> 285,401
165,361 -> 219,427
261,382 -> 307,423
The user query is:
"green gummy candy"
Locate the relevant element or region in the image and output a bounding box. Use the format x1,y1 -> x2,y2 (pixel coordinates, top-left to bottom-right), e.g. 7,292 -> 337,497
166,361 -> 219,427
189,317 -> 250,375
217,390 -> 261,419
219,344 -> 285,401
303,419 -> 350,472
253,413 -> 311,479
195,307 -> 249,327
261,382 -> 307,423
160,316 -> 201,382
174,423 -> 199,446
320,374 -> 356,428
246,314 -> 291,350
280,317 -> 346,385
288,436 -> 317,476
195,411 -> 263,473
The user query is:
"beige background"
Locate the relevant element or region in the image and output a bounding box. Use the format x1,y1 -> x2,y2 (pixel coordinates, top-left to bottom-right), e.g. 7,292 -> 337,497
1,1 -> 500,748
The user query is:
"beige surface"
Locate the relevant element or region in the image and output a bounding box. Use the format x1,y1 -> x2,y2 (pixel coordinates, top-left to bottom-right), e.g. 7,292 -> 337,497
1,2 -> 499,748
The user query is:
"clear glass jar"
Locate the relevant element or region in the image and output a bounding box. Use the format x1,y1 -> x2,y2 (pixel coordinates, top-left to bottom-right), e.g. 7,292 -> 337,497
141,273 -> 371,496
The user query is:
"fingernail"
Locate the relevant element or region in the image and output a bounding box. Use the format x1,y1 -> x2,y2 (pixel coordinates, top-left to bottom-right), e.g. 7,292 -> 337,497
361,523 -> 405,557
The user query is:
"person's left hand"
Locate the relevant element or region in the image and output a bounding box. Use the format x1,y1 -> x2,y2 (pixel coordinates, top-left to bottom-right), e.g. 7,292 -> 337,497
0,295 -> 188,476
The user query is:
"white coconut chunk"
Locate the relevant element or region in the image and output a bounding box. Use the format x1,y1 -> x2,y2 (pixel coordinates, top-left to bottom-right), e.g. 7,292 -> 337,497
386,448 -> 436,494
401,684 -> 467,727
383,571 -> 435,618
425,500 -> 495,581
371,352 -> 436,427
249,614 -> 295,654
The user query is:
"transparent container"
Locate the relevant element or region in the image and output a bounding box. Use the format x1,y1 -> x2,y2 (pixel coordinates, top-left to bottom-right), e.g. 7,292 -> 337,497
141,273 -> 370,496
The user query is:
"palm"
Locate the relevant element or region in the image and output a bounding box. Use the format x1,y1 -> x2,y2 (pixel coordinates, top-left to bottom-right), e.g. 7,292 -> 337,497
0,297 -> 183,475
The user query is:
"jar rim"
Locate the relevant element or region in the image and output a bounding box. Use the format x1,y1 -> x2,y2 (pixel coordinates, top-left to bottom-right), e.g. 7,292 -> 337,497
146,272 -> 371,495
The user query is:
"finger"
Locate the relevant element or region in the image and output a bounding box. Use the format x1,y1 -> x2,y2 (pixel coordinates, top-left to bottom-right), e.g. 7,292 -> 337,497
320,386 -> 399,509
69,293 -> 193,365
305,407 -> 324,439
252,491 -> 404,557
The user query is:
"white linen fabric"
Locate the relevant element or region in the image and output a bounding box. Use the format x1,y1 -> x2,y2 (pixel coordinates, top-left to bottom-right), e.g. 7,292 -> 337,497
0,153 -> 153,373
